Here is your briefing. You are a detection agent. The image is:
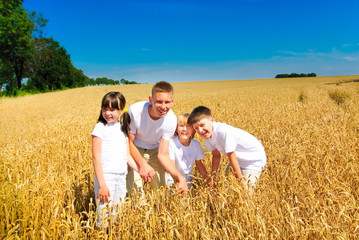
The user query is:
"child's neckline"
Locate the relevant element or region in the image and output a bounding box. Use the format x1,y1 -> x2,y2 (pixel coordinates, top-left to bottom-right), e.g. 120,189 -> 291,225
105,121 -> 120,125
177,136 -> 191,147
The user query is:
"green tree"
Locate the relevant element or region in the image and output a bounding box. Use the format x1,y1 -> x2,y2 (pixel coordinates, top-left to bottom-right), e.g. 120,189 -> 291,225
0,0 -> 34,91
120,78 -> 139,84
28,11 -> 48,39
68,66 -> 87,88
27,38 -> 72,91
92,77 -> 120,85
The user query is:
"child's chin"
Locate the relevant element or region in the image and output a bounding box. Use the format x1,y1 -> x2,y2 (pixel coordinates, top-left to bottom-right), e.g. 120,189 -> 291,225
179,135 -> 190,139
203,133 -> 211,139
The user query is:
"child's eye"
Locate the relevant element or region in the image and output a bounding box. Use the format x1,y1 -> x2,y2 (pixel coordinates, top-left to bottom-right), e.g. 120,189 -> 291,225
102,107 -> 117,111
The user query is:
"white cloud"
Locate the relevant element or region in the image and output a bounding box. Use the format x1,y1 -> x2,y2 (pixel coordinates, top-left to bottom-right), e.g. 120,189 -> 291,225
277,50 -> 329,58
77,45 -> 359,83
276,45 -> 359,63
341,56 -> 359,61
110,58 -> 358,83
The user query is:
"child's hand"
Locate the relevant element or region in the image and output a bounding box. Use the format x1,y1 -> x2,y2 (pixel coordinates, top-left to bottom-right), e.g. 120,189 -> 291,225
240,177 -> 248,189
176,178 -> 188,195
146,171 -> 155,182
206,176 -> 214,188
140,163 -> 155,182
98,185 -> 110,203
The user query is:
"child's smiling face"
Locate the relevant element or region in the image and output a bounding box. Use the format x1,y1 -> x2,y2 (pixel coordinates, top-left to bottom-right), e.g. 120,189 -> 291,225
192,117 -> 214,139
101,107 -> 121,124
176,121 -> 194,143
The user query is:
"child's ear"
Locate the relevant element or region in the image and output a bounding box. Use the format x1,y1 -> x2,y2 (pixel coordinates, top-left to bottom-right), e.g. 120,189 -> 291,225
148,96 -> 152,103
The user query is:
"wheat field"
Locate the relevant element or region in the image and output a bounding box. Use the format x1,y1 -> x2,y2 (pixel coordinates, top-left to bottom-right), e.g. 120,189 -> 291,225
1,76 -> 358,239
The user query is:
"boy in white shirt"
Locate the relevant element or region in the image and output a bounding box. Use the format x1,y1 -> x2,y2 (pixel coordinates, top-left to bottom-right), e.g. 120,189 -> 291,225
127,81 -> 187,194
188,106 -> 266,186
167,114 -> 209,188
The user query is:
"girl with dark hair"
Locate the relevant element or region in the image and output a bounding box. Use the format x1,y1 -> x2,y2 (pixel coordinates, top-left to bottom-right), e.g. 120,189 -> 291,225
91,91 -> 138,228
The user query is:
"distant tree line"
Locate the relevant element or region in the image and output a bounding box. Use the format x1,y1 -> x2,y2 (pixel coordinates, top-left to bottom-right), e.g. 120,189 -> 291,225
86,77 -> 139,86
0,0 -> 138,96
275,73 -> 317,78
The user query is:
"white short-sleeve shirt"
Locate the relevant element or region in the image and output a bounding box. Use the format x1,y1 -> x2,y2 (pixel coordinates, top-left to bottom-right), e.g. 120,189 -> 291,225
128,101 -> 177,149
168,136 -> 205,177
91,122 -> 128,174
205,122 -> 266,171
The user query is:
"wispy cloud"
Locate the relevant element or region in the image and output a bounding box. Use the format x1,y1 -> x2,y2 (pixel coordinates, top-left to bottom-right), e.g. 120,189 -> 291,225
277,50 -> 328,57
341,56 -> 359,61
275,44 -> 359,62
77,43 -> 359,83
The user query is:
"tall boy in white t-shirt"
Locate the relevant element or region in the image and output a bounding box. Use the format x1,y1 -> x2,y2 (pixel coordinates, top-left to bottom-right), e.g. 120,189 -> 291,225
188,106 -> 266,186
127,81 -> 187,194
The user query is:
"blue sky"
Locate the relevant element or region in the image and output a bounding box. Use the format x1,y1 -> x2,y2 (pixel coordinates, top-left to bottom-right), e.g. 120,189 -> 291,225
23,0 -> 359,83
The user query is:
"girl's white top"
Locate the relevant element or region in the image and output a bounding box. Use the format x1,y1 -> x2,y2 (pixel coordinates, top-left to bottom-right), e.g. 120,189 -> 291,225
204,122 -> 266,171
169,136 -> 205,177
91,122 -> 128,174
128,101 -> 177,149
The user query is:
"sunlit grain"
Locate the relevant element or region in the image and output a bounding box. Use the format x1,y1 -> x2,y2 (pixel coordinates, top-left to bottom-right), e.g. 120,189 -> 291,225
1,76 -> 358,239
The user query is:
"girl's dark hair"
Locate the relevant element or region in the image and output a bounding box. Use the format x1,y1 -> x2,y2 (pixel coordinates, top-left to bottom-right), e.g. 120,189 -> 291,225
97,91 -> 131,137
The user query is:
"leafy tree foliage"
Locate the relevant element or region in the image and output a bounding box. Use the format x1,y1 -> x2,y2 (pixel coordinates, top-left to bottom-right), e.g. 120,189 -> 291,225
69,67 -> 88,88
120,78 -> 139,84
28,11 -> 48,39
0,0 -> 34,91
1,0 -> 136,95
26,38 -> 74,91
85,78 -> 139,86
275,73 -> 317,78
86,77 -> 120,86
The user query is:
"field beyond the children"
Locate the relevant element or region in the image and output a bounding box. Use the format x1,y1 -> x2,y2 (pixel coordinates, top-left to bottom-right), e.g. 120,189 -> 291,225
1,76 -> 358,239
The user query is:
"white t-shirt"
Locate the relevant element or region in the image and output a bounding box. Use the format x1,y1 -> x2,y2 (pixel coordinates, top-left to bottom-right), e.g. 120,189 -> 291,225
205,122 -> 266,171
169,136 -> 205,178
91,122 -> 128,174
128,101 -> 177,149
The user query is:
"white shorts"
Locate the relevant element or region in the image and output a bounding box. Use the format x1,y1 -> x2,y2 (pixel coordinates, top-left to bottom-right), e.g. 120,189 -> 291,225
226,164 -> 262,186
94,173 -> 126,228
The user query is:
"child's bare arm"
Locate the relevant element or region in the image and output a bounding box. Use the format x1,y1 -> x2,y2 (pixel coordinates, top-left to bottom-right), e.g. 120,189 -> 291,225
195,160 -> 211,185
158,138 -> 187,194
127,138 -> 139,172
226,151 -> 245,184
127,155 -> 139,172
92,136 -> 110,202
211,149 -> 221,174
195,160 -> 209,180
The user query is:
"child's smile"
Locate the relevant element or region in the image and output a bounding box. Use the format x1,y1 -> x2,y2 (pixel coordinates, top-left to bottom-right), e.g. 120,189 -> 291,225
177,123 -> 194,146
101,107 -> 121,124
193,117 -> 213,139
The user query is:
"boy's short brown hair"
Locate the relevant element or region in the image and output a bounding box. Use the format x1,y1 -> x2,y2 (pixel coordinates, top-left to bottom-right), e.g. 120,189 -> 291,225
152,81 -> 174,97
188,106 -> 212,125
